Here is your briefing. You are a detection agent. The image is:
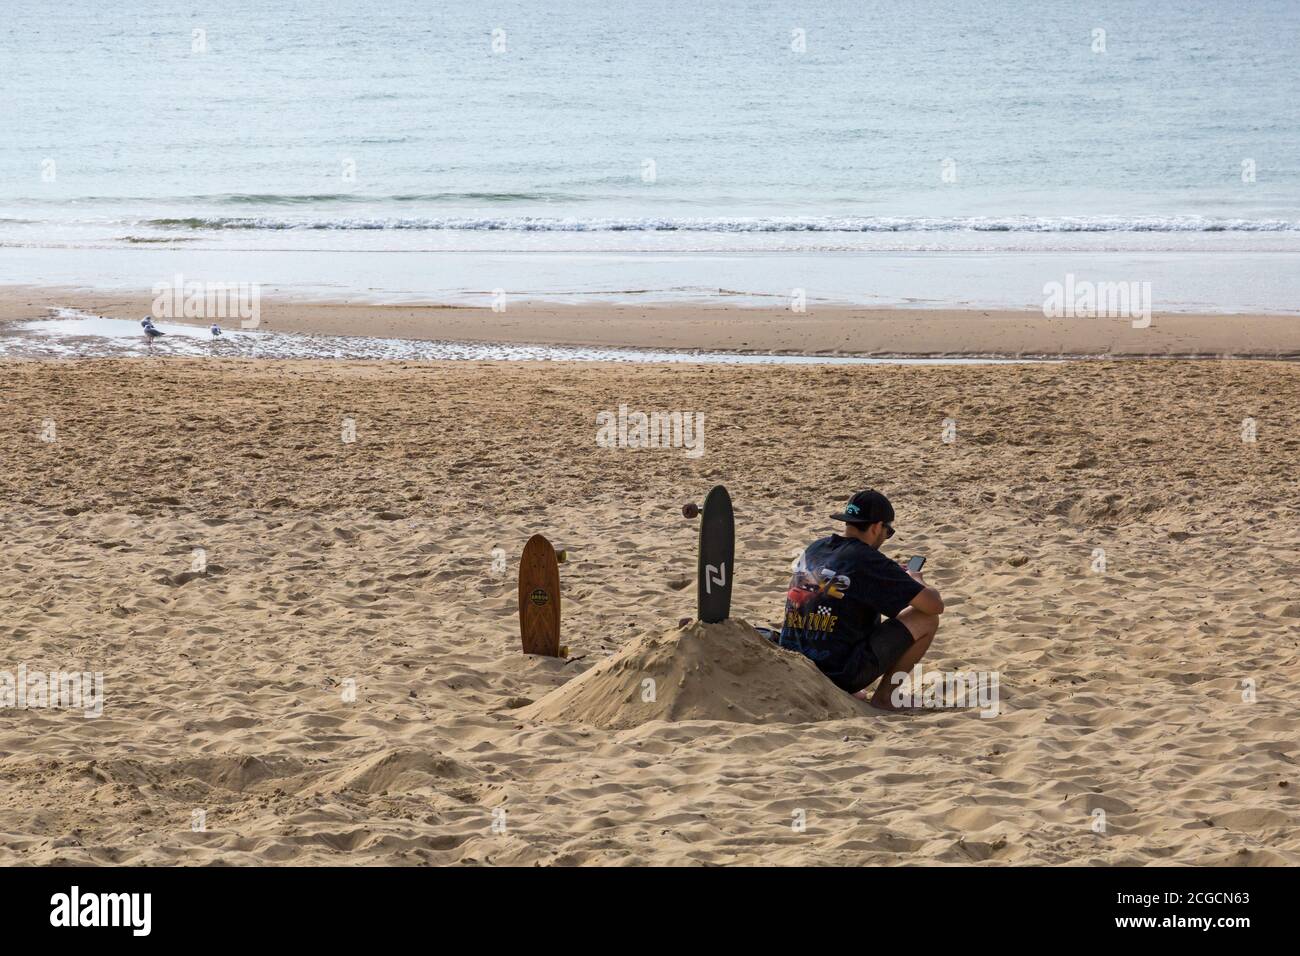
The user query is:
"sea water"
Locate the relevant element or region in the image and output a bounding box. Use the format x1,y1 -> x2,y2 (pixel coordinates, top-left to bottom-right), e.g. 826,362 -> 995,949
2,0 -> 1299,310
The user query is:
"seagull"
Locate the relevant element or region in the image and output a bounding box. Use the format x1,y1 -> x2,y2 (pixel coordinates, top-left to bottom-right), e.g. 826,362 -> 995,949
142,318 -> 165,348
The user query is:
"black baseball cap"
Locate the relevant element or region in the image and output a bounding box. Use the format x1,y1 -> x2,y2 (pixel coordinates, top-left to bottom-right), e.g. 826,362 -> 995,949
830,489 -> 895,526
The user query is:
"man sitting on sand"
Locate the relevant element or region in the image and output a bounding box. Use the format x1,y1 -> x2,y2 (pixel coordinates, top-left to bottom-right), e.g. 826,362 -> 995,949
779,489 -> 943,711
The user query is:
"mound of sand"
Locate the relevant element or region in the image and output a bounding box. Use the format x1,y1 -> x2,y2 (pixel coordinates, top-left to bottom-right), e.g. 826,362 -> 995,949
518,619 -> 866,729
309,748 -> 478,796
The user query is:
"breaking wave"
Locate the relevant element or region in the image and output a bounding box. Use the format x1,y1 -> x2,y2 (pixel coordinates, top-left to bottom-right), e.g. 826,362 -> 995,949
144,215 -> 1300,233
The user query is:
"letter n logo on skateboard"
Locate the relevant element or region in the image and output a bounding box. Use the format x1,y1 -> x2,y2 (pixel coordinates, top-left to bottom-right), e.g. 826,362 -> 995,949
705,563 -> 727,594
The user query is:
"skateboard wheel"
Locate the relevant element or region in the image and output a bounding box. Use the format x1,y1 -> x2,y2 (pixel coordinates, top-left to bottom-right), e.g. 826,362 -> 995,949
682,503 -> 700,519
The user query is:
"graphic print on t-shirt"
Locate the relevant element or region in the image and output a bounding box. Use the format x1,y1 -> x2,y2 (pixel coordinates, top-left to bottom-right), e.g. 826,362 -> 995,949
784,560 -> 851,643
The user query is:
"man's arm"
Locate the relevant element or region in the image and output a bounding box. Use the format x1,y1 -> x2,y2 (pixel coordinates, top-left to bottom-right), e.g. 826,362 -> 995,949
904,568 -> 944,615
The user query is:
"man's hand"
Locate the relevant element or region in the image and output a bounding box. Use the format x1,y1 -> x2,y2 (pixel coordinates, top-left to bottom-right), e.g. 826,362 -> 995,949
900,559 -> 944,615
898,558 -> 925,585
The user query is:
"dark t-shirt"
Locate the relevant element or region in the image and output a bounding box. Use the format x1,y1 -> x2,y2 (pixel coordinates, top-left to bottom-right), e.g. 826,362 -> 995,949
778,534 -> 923,686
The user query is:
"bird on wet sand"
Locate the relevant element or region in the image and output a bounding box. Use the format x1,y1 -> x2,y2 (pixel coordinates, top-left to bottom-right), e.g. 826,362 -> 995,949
141,317 -> 165,349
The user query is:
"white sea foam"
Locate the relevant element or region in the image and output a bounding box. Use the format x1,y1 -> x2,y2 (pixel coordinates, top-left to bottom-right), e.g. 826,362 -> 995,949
142,215 -> 1300,233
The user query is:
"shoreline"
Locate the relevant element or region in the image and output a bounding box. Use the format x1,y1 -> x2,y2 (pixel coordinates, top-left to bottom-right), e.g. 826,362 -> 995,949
2,286 -> 1298,359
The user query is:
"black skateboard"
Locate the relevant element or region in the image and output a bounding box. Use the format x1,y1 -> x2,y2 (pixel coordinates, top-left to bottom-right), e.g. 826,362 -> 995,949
682,485 -> 734,623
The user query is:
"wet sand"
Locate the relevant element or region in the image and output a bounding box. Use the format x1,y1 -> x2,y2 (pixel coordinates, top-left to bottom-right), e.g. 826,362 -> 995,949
2,286 -> 1298,357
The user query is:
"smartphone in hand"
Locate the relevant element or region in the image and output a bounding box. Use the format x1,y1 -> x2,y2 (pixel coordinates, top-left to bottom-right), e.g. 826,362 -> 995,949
906,555 -> 926,573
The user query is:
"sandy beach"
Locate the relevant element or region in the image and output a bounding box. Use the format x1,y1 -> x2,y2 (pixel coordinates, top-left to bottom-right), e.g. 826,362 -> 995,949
1,353 -> 1296,865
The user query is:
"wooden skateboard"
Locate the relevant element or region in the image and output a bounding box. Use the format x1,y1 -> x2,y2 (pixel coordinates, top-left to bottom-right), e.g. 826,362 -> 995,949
682,485 -> 734,623
518,534 -> 567,657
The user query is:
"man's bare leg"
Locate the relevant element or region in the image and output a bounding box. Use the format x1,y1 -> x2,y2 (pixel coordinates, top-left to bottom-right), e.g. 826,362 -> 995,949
862,608 -> 939,711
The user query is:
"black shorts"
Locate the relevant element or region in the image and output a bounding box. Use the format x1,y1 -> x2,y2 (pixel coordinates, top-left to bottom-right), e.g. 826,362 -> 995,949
834,618 -> 915,693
